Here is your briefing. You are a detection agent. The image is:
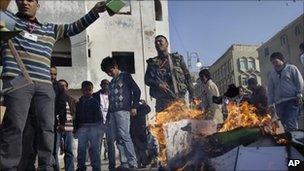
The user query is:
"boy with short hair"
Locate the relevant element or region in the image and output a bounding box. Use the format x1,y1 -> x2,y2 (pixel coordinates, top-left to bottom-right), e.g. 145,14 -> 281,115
100,57 -> 141,169
74,81 -> 102,171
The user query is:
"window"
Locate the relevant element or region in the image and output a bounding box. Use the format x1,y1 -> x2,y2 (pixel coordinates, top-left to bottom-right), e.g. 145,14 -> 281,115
248,58 -> 255,70
88,49 -> 91,58
51,38 -> 72,66
239,58 -> 247,71
112,52 -> 135,74
154,0 -> 163,21
264,47 -> 269,57
239,76 -> 248,86
280,35 -> 287,46
295,25 -> 301,36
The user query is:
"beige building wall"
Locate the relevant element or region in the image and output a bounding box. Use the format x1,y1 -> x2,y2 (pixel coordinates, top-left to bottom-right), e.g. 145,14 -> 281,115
258,14 -> 304,87
209,44 -> 261,95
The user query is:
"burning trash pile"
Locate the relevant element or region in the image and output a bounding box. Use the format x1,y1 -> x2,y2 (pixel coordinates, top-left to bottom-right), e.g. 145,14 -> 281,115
149,100 -> 304,171
149,99 -> 204,166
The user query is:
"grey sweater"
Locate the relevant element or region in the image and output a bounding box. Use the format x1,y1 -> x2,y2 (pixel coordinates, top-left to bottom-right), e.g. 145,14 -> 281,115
267,64 -> 304,105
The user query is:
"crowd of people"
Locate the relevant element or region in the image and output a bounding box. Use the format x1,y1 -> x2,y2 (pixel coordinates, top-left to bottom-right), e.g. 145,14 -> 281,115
196,47 -> 304,132
0,0 -> 303,171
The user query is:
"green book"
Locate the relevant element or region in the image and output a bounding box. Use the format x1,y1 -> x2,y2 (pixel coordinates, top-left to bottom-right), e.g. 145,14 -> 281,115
106,0 -> 125,16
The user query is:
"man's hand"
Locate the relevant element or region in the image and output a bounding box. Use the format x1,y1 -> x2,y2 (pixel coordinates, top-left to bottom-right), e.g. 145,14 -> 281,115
92,1 -> 106,14
131,108 -> 137,116
159,83 -> 169,92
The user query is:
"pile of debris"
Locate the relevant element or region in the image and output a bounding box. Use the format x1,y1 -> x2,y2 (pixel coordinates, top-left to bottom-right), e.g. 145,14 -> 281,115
150,101 -> 304,171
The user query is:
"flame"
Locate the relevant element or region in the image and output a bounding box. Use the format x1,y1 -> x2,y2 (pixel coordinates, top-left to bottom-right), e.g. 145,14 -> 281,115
149,99 -> 203,166
219,101 -> 272,132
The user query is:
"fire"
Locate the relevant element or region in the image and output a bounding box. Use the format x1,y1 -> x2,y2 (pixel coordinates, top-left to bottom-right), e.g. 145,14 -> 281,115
149,99 -> 203,166
219,101 -> 272,132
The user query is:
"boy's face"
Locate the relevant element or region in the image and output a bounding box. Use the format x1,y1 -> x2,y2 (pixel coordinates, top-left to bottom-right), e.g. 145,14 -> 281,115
82,86 -> 93,97
106,65 -> 120,78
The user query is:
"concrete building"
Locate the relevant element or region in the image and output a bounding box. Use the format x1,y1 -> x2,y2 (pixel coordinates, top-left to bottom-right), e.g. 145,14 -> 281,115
257,14 -> 304,86
0,0 -> 170,121
208,44 -> 261,94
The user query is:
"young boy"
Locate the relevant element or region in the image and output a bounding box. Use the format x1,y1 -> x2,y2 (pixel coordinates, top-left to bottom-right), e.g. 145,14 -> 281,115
74,81 -> 102,171
100,57 -> 141,169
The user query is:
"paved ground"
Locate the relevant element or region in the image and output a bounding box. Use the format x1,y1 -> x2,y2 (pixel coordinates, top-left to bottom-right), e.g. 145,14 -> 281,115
58,140 -> 158,171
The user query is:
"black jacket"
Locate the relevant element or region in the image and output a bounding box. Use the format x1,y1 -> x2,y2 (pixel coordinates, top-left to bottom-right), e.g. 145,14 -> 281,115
130,103 -> 151,141
53,80 -> 67,127
74,96 -> 102,130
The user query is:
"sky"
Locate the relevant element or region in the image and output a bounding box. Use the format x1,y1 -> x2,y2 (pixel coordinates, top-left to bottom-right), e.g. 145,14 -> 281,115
168,0 -> 304,68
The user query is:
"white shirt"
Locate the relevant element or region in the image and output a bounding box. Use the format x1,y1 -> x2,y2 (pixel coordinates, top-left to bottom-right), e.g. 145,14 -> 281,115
100,93 -> 109,124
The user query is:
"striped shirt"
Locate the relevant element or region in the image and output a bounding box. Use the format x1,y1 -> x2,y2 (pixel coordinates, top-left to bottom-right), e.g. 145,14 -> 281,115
0,10 -> 99,84
64,102 -> 73,132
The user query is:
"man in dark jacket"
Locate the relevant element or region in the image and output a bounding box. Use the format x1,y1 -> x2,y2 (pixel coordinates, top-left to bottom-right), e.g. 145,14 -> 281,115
247,78 -> 269,116
130,100 -> 151,168
74,81 -> 102,171
51,66 -> 68,171
145,35 -> 194,112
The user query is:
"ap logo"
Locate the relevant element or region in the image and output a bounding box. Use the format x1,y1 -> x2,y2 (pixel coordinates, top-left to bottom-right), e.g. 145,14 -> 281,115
288,159 -> 301,167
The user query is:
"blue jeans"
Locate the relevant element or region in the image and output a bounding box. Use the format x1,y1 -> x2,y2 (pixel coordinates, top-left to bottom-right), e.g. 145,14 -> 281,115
276,99 -> 299,132
100,123 -> 116,171
53,131 -> 74,171
53,132 -> 61,171
76,124 -> 101,171
110,111 -> 138,168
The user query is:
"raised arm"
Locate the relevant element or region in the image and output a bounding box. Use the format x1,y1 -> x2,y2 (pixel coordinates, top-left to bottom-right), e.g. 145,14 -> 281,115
54,1 -> 106,40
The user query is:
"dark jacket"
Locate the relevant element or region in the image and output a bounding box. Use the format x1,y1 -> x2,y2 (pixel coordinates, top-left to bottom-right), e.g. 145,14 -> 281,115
130,103 -> 151,141
74,96 -> 102,130
53,80 -> 67,127
144,52 -> 194,99
108,72 -> 141,113
249,85 -> 268,116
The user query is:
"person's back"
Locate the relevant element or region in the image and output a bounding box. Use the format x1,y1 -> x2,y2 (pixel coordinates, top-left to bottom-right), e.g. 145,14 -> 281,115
130,101 -> 151,141
250,85 -> 268,115
130,100 -> 151,168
